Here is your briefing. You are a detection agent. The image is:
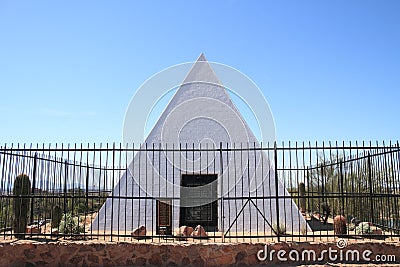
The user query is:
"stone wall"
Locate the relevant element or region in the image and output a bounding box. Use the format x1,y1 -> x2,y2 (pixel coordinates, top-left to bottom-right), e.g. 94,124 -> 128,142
0,240 -> 399,266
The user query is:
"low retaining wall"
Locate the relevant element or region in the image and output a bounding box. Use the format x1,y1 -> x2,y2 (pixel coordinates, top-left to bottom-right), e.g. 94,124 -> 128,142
0,240 -> 399,266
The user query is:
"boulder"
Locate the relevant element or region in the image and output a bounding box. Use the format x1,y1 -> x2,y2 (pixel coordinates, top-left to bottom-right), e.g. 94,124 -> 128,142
371,226 -> 385,240
372,227 -> 383,235
131,225 -> 146,238
51,228 -> 60,235
174,226 -> 193,239
180,226 -> 194,236
191,225 -> 208,237
174,228 -> 185,240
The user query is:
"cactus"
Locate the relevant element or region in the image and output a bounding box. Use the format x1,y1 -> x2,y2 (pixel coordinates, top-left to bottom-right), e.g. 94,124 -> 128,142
333,215 -> 347,236
51,205 -> 63,228
12,174 -> 31,239
299,182 -> 306,213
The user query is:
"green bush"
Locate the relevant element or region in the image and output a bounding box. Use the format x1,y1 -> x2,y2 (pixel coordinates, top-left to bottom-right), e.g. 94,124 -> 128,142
355,222 -> 372,235
75,202 -> 87,214
272,223 -> 287,235
59,213 -> 84,234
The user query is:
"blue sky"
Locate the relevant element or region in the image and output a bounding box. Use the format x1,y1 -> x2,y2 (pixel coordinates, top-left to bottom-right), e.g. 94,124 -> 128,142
0,0 -> 399,145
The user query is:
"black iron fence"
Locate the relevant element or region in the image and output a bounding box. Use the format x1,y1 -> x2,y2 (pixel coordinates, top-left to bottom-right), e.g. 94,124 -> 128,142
0,142 -> 399,242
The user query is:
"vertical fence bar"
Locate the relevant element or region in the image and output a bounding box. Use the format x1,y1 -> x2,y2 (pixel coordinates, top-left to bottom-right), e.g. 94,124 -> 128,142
233,143 -> 238,242
396,142 -> 400,232
367,152 -> 375,224
339,160 -> 344,217
246,143 -> 252,241
85,160 -> 89,239
63,159 -> 67,234
260,143 -> 265,242
219,142 -> 225,242
253,142 -> 258,242
390,142 -> 400,234
274,142 -> 280,242
0,145 -> 7,238
151,143 -> 155,241
30,153 -> 37,225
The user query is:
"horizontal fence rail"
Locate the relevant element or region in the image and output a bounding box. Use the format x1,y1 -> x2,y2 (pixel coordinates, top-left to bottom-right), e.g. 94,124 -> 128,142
0,142 -> 399,243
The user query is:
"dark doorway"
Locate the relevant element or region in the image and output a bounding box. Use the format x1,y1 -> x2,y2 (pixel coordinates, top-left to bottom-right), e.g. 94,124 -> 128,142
156,199 -> 172,235
180,174 -> 218,231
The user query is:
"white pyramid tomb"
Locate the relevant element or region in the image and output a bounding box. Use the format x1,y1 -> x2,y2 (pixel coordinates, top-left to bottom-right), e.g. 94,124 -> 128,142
91,54 -> 309,235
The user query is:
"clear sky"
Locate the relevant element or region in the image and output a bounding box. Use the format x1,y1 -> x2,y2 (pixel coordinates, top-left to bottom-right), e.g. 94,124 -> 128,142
1,0 -> 399,146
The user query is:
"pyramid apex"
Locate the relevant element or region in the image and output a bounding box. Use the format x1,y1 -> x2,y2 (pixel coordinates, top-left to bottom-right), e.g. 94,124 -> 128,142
196,53 -> 207,62
182,53 -> 220,85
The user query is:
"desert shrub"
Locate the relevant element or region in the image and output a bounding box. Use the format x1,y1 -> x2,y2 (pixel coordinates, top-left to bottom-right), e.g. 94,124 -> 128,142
300,226 -> 307,235
355,222 -> 372,235
272,223 -> 287,235
59,213 -> 84,234
75,202 -> 87,214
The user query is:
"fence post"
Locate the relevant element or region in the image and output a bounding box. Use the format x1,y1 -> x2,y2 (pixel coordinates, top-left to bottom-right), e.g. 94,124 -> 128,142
396,142 -> 400,230
63,160 -> 68,217
367,153 -> 374,223
339,160 -> 345,217
219,142 -> 224,242
85,163 -> 89,213
274,142 -> 280,242
30,153 -> 37,225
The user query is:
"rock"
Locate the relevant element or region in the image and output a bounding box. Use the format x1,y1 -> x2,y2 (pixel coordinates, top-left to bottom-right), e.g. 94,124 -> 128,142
131,225 -> 146,238
371,226 -> 385,240
175,226 -> 194,237
191,225 -> 208,237
26,225 -> 41,234
372,227 -> 383,235
51,229 -> 59,235
174,232 -> 186,241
